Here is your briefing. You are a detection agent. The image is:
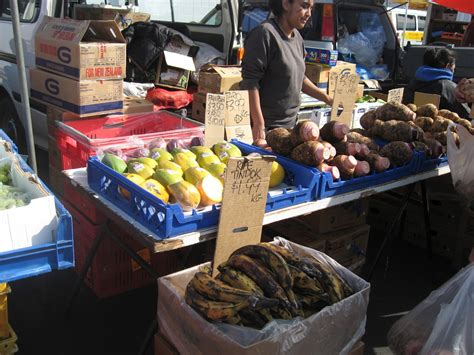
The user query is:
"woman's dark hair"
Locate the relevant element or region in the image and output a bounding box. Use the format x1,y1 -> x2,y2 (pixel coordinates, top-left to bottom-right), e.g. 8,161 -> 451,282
423,48 -> 456,69
269,0 -> 294,17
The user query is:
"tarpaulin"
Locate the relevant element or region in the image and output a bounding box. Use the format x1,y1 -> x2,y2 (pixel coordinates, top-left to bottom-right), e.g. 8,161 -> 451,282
435,0 -> 474,15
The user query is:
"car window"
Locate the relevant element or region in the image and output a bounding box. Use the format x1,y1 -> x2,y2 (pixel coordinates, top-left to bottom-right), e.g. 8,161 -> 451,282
0,0 -> 40,22
396,14 -> 416,31
242,8 -> 269,36
418,16 -> 426,31
138,0 -> 222,26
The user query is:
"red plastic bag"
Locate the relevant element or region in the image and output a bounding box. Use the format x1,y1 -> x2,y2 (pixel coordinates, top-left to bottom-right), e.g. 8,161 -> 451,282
145,87 -> 193,110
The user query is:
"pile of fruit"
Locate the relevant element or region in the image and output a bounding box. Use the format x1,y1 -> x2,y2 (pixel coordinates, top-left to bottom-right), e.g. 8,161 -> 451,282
185,243 -> 353,329
100,138 -> 285,211
0,162 -> 30,210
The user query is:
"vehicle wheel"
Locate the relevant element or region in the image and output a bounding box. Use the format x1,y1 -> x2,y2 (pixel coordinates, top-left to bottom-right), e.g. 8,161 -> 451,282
0,96 -> 27,153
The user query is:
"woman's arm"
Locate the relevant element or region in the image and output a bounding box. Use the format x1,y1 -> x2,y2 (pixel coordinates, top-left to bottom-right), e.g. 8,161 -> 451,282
248,89 -> 266,141
302,77 -> 333,105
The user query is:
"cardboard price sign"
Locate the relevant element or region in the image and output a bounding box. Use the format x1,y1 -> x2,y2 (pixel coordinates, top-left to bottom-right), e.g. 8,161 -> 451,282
212,156 -> 274,276
204,93 -> 225,147
331,73 -> 359,127
328,63 -> 356,98
414,92 -> 440,109
224,91 -> 252,144
387,88 -> 404,104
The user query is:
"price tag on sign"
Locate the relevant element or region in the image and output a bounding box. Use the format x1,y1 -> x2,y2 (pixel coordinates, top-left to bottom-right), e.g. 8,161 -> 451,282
331,73 -> 359,127
204,93 -> 226,147
212,156 -> 274,276
387,88 -> 404,104
224,91 -> 253,143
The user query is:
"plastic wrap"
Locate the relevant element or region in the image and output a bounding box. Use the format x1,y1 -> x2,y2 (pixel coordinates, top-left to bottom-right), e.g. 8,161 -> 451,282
157,237 -> 370,355
388,264 -> 474,355
447,124 -> 474,202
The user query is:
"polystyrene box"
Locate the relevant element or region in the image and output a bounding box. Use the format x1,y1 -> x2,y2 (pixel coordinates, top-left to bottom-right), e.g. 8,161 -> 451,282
0,159 -> 57,253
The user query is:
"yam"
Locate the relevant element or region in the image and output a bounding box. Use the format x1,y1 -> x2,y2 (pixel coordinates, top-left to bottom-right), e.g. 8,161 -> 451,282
320,141 -> 336,161
375,102 -> 416,122
369,120 -> 421,142
290,121 -> 320,146
290,141 -> 330,166
363,152 -> 390,173
346,131 -> 380,151
414,116 -> 434,132
317,163 -> 340,180
431,117 -> 453,133
422,138 -> 444,158
433,131 -> 447,146
360,110 -> 377,130
355,144 -> 370,159
410,141 -> 430,157
353,160 -> 371,177
416,104 -> 438,118
379,141 -> 413,167
319,121 -> 349,144
437,109 -> 460,122
266,128 -> 293,155
328,155 -> 357,178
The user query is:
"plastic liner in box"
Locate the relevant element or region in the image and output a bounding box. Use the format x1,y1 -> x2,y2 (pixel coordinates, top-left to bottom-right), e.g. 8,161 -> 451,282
157,237 -> 370,355
232,140 -> 321,205
0,130 -> 74,282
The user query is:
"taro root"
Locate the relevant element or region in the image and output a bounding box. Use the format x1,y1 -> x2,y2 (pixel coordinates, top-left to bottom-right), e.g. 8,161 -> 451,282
317,163 -> 340,180
437,109 -> 460,122
320,141 -> 336,161
353,160 -> 371,177
347,131 -> 380,152
319,121 -> 349,144
290,121 -> 319,146
375,102 -> 416,122
456,118 -> 474,134
431,117 -> 453,133
406,103 -> 417,112
349,128 -> 370,137
332,141 -> 361,156
328,154 -> 357,178
380,141 -> 413,167
290,141 -> 329,166
266,128 -> 293,155
416,104 -> 438,118
363,152 -> 390,173
355,144 -> 370,159
369,120 -> 421,142
360,110 -> 377,130
422,138 -> 444,158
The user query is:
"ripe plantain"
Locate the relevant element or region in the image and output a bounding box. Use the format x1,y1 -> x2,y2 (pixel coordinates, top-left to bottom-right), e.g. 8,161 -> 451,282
239,309 -> 268,329
309,258 -> 353,301
216,266 -> 264,296
231,245 -> 298,312
270,306 -> 292,320
185,284 -> 247,322
288,264 -> 329,302
190,272 -> 278,310
226,254 -> 291,308
295,292 -> 329,313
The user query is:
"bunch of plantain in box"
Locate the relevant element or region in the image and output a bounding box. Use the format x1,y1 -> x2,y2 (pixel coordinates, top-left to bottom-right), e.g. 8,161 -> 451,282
185,243 -> 354,329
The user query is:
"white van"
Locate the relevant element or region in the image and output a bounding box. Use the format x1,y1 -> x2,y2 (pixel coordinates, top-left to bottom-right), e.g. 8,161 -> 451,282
387,7 -> 427,47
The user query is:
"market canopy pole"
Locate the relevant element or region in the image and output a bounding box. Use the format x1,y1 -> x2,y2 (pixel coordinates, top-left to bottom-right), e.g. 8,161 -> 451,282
9,0 -> 37,173
434,0 -> 474,15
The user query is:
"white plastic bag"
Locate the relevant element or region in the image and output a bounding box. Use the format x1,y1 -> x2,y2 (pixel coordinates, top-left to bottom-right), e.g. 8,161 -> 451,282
388,264 -> 474,355
447,124 -> 474,201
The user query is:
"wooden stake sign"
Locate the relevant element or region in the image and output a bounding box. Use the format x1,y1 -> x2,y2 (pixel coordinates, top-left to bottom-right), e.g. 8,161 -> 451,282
387,88 -> 404,104
330,73 -> 359,127
212,156 -> 274,276
328,62 -> 356,98
224,91 -> 253,144
204,93 -> 225,147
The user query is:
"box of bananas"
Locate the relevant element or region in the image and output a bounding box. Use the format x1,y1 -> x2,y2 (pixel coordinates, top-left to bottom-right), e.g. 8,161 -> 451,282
157,238 -> 370,354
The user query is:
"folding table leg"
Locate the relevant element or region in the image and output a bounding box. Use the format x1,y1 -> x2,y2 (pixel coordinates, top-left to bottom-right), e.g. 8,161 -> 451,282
421,180 -> 433,259
366,183 -> 416,281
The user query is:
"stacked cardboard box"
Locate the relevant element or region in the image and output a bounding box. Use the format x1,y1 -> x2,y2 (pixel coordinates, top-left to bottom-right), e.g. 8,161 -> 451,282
192,65 -> 242,122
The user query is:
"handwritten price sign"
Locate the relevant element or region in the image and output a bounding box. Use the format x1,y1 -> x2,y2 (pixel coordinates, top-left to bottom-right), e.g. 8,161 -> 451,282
204,93 -> 225,147
387,88 -> 404,104
224,91 -> 250,126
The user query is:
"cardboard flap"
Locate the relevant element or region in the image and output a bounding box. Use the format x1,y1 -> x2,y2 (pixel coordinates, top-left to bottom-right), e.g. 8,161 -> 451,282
84,20 -> 126,43
203,65 -> 241,77
37,16 -> 90,43
414,92 -> 440,108
163,51 -> 196,71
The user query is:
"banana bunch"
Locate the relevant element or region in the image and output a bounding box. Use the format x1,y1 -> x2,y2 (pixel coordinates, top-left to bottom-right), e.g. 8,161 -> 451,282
185,243 -> 354,329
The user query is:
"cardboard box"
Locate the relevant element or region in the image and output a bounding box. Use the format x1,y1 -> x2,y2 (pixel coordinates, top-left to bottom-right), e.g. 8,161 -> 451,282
155,51 -> 195,90
305,63 -> 330,89
30,68 -> 123,116
324,224 -> 370,266
305,47 -> 338,66
35,16 -> 126,81
298,199 -> 369,234
266,219 -> 326,252
0,158 -> 57,253
352,102 -> 383,129
198,65 -> 242,94
191,92 -> 206,123
46,106 -> 79,131
310,107 -> 332,128
73,5 -> 151,30
122,97 -> 154,115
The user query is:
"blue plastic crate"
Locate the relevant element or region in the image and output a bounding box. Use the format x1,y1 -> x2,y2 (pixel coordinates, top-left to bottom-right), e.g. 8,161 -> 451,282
416,153 -> 449,173
318,151 -> 421,199
0,131 -> 74,283
232,140 -> 321,206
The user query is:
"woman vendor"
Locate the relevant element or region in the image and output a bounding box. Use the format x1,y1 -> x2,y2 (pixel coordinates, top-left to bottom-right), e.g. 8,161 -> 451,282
240,0 -> 333,142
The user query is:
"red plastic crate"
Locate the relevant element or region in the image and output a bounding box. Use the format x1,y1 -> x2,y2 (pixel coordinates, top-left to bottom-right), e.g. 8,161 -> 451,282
54,111 -> 204,169
64,201 -> 182,298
